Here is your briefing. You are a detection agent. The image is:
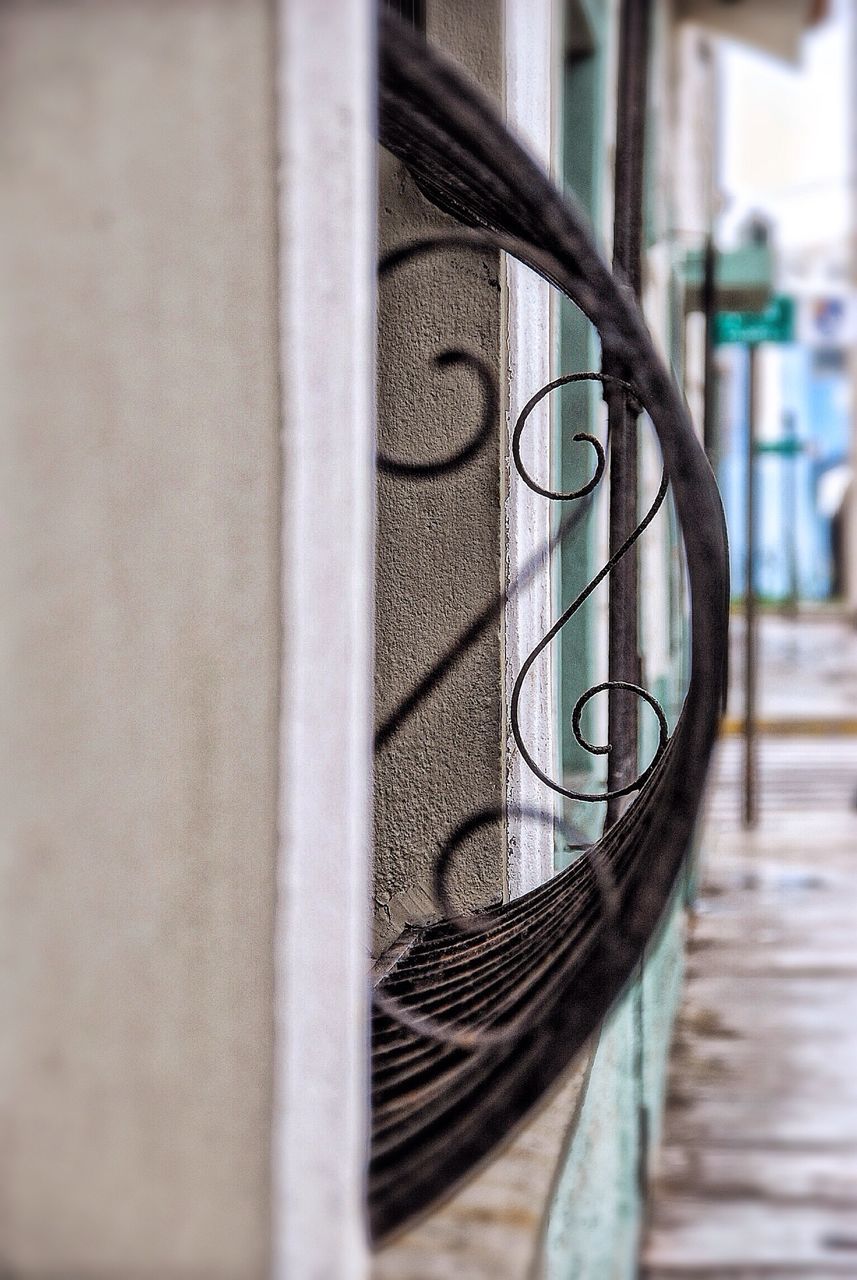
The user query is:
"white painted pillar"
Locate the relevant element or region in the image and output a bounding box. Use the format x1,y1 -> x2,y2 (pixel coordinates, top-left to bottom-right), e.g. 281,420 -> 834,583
504,0 -> 559,896
272,1 -> 375,1277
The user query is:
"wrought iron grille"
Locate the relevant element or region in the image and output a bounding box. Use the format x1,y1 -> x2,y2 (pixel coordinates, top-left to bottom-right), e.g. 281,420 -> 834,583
370,9 -> 729,1244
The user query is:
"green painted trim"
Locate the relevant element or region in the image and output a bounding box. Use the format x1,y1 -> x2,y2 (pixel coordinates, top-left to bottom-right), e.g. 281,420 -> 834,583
541,892 -> 687,1279
529,1036 -> 600,1279
542,988 -> 641,1279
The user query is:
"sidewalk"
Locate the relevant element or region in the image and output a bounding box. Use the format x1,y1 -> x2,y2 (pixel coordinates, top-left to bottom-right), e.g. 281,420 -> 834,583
641,611 -> 857,1278
725,608 -> 857,730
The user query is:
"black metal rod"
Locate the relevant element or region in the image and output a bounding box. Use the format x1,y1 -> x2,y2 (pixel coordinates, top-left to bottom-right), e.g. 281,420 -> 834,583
702,234 -> 718,464
606,391 -> 641,823
605,0 -> 651,827
611,0 -> 650,298
744,344 -> 758,829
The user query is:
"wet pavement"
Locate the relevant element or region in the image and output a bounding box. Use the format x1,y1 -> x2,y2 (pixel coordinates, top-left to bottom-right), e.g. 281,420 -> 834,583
642,611 -> 857,1278
725,609 -> 857,729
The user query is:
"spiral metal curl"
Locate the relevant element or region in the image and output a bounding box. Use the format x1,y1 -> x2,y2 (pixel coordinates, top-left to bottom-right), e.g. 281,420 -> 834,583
373,290 -> 671,802
511,371 -> 607,500
510,369 -> 671,802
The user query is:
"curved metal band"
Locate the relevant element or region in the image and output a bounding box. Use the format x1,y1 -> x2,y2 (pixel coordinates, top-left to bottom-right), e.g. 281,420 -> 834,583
370,11 -> 729,1243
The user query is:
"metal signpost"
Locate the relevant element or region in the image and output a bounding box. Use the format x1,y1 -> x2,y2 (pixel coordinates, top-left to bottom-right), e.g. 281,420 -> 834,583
714,296 -> 795,828
756,415 -> 803,612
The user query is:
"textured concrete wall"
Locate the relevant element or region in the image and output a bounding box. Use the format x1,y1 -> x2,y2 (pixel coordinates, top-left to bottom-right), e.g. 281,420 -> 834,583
0,3 -> 280,1274
373,0 -> 506,955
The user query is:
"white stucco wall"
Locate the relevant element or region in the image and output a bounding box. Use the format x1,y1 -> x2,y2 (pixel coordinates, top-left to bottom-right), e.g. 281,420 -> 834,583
0,2 -> 375,1276
0,4 -> 281,1273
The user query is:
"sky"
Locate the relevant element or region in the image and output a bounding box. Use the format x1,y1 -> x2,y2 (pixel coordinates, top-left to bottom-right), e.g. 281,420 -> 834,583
719,0 -> 850,257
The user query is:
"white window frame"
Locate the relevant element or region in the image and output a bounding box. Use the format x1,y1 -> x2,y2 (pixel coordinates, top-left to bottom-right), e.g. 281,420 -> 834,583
503,0 -> 560,897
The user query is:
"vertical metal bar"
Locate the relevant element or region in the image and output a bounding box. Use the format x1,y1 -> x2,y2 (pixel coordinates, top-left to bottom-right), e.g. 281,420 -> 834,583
743,345 -> 758,829
783,410 -> 799,613
606,0 -> 653,1230
611,0 -> 650,300
702,234 -> 718,464
605,0 -> 651,828
605,389 -> 640,826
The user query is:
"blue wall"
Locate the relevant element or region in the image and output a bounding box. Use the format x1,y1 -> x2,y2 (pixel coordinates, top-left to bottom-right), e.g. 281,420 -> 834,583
719,344 -> 850,601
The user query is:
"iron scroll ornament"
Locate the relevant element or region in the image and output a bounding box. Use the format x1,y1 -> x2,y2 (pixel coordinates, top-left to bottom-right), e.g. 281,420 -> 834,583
370,10 -> 729,1244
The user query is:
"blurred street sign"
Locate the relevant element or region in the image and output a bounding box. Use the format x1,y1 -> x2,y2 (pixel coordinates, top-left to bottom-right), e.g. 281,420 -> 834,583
684,242 -> 774,312
754,438 -> 803,456
714,294 -> 795,346
797,295 -> 857,348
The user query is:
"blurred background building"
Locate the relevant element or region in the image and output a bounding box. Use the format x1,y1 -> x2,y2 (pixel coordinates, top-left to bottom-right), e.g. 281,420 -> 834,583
716,0 -> 853,607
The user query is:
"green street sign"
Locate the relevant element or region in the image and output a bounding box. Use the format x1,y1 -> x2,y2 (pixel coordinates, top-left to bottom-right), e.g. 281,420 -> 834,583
754,438 -> 803,457
714,294 -> 795,347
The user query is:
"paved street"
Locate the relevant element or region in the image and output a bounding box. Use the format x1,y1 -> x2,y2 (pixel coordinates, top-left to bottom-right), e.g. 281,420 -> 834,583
725,609 -> 857,729
642,612 -> 857,1278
